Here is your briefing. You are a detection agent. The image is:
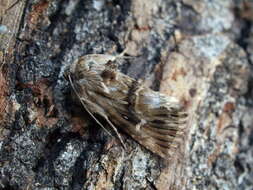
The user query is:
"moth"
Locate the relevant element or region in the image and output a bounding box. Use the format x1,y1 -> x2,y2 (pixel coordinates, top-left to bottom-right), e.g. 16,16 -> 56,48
65,53 -> 188,159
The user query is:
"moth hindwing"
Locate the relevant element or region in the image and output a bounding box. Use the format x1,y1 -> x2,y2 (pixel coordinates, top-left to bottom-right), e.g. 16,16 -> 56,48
66,54 -> 188,159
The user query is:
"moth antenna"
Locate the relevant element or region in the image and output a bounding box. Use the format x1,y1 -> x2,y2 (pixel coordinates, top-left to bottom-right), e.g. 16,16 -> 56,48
118,48 -> 128,57
115,48 -> 134,60
105,117 -> 126,149
68,75 -> 113,138
117,56 -> 134,60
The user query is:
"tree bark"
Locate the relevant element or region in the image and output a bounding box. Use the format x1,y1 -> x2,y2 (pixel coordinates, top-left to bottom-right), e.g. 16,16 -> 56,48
0,0 -> 252,190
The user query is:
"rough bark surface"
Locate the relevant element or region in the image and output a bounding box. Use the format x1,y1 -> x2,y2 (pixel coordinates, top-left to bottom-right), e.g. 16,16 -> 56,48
0,0 -> 252,190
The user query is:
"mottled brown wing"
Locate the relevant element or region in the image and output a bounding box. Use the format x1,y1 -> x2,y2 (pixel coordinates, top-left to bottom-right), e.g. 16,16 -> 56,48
110,85 -> 187,159
69,54 -> 188,159
86,69 -> 187,159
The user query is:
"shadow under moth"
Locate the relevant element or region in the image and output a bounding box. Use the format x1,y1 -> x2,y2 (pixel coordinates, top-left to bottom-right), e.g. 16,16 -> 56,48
65,53 -> 188,159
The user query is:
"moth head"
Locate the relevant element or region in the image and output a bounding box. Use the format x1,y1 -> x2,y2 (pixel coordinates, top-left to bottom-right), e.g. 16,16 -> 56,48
64,54 -> 128,80
72,56 -> 90,73
64,57 -> 92,81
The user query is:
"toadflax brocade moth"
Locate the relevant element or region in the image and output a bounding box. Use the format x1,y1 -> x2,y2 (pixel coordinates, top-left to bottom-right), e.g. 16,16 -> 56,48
65,54 -> 188,159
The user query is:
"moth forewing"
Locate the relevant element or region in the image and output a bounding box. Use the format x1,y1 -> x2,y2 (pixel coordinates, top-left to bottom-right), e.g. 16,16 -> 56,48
67,54 -> 188,159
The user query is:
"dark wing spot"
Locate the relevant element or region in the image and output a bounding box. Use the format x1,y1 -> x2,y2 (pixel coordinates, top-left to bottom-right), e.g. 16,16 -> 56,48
101,70 -> 116,81
151,120 -> 166,124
